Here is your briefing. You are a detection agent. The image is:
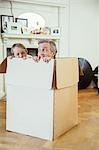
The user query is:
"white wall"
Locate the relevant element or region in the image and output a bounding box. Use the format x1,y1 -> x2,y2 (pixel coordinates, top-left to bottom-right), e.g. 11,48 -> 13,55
97,0 -> 99,64
8,0 -> 67,7
69,0 -> 97,69
0,38 -> 4,95
0,1 -> 59,25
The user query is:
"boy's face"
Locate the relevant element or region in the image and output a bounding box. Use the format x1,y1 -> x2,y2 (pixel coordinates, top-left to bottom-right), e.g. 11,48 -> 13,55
13,47 -> 27,58
38,43 -> 54,58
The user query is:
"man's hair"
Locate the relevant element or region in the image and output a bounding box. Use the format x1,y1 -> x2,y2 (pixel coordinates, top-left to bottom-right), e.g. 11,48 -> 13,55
11,43 -> 28,54
38,40 -> 57,57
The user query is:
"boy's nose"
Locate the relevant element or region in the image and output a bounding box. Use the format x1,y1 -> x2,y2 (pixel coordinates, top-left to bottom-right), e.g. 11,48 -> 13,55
19,53 -> 22,58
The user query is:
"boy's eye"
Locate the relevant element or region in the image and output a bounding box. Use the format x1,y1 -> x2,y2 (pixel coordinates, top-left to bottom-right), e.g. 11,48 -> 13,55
21,52 -> 25,55
17,53 -> 19,56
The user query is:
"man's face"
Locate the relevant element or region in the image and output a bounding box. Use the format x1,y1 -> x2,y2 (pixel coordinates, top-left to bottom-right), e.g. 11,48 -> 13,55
38,43 -> 54,58
13,47 -> 27,58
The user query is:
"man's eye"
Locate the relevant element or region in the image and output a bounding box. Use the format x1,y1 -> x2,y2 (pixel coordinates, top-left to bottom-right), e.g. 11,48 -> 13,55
42,49 -> 45,52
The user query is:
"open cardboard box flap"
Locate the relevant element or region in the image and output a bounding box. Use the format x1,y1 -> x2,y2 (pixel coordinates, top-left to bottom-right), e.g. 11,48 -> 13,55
0,57 -> 7,73
55,58 -> 78,89
6,57 -> 78,89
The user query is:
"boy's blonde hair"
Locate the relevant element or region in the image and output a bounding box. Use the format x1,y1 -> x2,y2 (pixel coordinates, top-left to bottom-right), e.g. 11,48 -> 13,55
11,43 -> 28,54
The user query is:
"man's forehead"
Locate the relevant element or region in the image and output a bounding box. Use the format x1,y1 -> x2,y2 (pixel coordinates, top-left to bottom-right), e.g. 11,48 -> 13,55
39,43 -> 50,46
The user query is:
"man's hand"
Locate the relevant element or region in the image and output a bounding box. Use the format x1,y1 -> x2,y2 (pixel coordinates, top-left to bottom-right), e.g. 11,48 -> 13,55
42,57 -> 51,63
33,56 -> 41,63
33,55 -> 52,63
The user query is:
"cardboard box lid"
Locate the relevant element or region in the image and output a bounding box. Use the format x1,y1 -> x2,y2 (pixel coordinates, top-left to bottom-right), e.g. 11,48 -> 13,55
6,58 -> 54,89
55,58 -> 79,89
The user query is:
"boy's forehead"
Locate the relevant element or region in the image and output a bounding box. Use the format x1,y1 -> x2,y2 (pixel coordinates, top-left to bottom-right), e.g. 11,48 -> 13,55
14,47 -> 25,52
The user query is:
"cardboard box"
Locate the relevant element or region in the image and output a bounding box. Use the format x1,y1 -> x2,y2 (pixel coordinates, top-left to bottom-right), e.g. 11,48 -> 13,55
6,58 -> 78,140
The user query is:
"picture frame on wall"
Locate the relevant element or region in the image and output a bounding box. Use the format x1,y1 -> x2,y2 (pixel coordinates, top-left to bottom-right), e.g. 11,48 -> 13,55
51,27 -> 60,36
1,15 -> 14,33
7,22 -> 22,34
43,27 -> 51,35
15,18 -> 28,27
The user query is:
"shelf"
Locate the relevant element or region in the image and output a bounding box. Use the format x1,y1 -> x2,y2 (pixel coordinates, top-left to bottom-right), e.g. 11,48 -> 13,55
1,33 -> 60,40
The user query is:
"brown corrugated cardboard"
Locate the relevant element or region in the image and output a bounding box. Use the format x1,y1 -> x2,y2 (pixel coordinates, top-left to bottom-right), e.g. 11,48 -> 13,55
54,85 -> 78,139
55,58 -> 79,89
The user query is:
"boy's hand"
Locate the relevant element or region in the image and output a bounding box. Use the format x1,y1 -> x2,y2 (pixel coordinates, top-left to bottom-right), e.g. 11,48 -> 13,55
8,55 -> 27,60
8,56 -> 14,59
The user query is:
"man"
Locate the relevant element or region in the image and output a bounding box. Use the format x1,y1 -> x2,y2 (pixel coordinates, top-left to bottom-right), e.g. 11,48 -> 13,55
33,40 -> 57,63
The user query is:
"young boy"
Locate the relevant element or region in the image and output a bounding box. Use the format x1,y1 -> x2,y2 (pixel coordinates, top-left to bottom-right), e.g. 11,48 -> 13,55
0,43 -> 28,73
33,40 -> 57,63
11,43 -> 28,59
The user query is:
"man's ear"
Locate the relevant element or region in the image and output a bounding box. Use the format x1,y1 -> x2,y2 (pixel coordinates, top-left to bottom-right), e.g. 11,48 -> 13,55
52,51 -> 55,57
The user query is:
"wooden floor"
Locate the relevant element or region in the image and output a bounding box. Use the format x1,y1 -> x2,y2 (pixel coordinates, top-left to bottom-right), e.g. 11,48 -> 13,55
0,88 -> 99,150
